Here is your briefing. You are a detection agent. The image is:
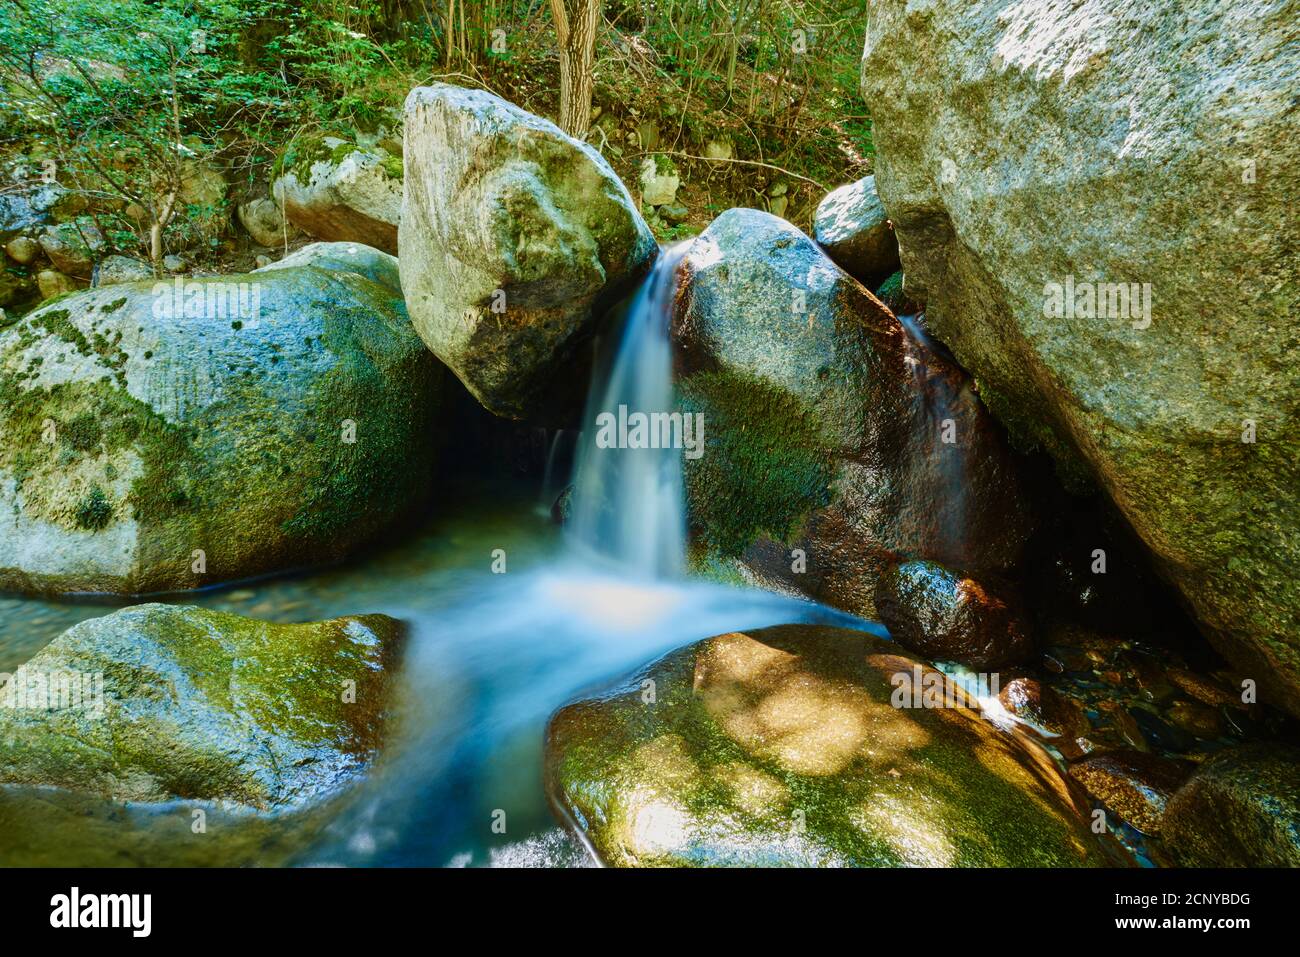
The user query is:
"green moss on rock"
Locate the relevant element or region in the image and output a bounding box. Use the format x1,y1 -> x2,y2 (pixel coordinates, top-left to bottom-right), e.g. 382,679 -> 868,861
74,485 -> 112,530
546,624 -> 1112,867
0,603 -> 405,809
678,368 -> 835,558
0,271 -> 441,595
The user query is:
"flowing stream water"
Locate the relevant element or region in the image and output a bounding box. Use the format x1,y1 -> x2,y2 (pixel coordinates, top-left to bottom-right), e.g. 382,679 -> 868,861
0,245 -> 880,867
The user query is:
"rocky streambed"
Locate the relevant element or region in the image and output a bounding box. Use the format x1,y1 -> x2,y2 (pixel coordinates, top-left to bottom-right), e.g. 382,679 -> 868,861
2,5 -> 1299,868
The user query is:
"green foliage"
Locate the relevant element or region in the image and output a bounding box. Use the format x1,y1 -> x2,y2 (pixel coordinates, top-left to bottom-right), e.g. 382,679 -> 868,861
0,0 -> 874,266
74,485 -> 113,530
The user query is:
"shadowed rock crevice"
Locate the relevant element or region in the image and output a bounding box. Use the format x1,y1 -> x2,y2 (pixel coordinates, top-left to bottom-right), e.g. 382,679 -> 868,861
861,0 -> 1300,715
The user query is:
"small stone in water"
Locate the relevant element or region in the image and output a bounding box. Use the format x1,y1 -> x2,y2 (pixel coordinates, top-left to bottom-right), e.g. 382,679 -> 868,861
1166,667 -> 1245,710
1068,750 -> 1194,835
1167,700 -> 1226,739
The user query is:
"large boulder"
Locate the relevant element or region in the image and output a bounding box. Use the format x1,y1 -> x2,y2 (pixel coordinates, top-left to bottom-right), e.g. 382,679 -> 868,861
546,624 -> 1109,866
0,604 -> 402,809
1161,744 -> 1300,866
400,84 -> 657,421
272,137 -> 402,253
673,208 -> 1034,620
813,174 -> 900,286
238,197 -> 300,248
0,262 -> 441,595
861,0 -> 1300,715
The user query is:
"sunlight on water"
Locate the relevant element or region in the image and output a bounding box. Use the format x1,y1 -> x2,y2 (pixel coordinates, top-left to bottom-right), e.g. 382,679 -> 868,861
310,559 -> 879,867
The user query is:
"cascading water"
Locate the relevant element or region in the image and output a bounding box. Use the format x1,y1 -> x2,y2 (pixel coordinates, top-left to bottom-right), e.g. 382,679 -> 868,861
0,243 -> 882,868
568,242 -> 692,578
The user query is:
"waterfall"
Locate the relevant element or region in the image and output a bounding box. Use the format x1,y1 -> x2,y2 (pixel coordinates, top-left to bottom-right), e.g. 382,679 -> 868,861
567,242 -> 692,579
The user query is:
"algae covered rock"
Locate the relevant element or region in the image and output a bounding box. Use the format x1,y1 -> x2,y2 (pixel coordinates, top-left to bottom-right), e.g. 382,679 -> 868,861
0,604 -> 403,809
813,174 -> 899,286
546,624 -> 1108,866
0,266 -> 440,595
272,138 -> 402,253
673,209 -> 1034,620
861,0 -> 1300,716
400,83 -> 656,421
1161,744 -> 1300,866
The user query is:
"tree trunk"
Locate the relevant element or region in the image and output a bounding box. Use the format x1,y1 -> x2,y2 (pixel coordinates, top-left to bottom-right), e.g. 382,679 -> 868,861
551,0 -> 601,138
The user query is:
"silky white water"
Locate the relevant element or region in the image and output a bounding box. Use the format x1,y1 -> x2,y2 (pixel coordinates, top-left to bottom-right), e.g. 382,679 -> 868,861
312,244 -> 882,866
0,247 -> 882,867
568,243 -> 692,578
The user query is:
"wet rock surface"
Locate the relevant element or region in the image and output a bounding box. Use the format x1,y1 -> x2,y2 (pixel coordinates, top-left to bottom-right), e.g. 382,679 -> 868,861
674,208 -> 1035,621
546,624 -> 1109,866
875,559 -> 1032,670
1067,751 -> 1193,835
998,677 -> 1089,739
0,604 -> 404,809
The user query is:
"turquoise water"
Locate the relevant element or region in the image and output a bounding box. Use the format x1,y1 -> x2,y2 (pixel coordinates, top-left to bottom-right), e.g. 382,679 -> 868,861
0,480 -> 875,866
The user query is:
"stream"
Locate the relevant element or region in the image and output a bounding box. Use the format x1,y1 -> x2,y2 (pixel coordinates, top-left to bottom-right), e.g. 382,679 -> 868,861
0,246 -> 884,866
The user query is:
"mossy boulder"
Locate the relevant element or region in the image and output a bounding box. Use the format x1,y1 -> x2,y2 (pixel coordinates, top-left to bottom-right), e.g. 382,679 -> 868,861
400,83 -> 656,422
673,209 -> 1035,620
546,624 -> 1109,866
1161,744 -> 1300,866
0,264 -> 441,595
272,136 -> 402,253
0,604 -> 402,809
861,0 -> 1300,716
